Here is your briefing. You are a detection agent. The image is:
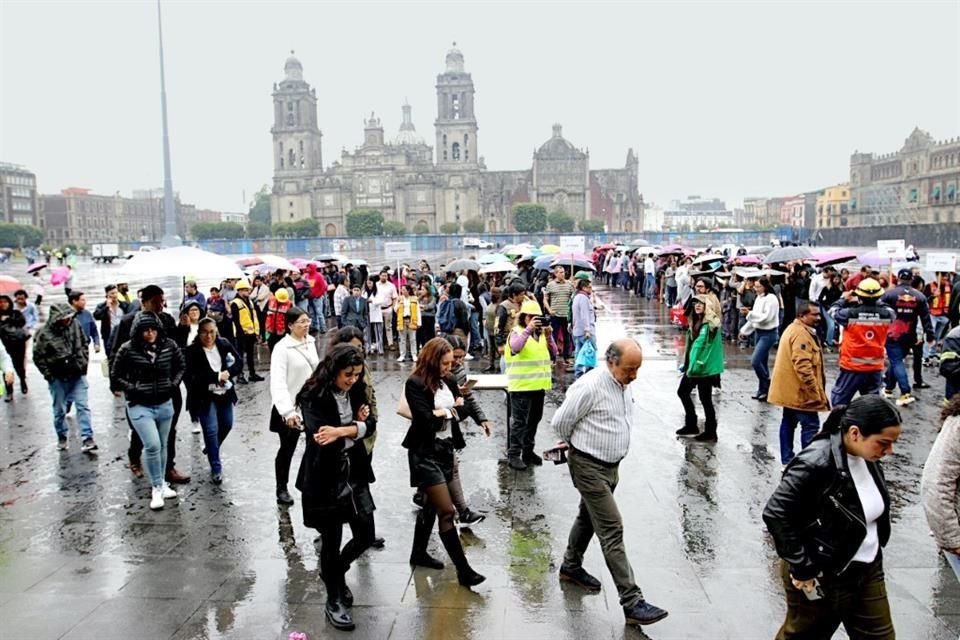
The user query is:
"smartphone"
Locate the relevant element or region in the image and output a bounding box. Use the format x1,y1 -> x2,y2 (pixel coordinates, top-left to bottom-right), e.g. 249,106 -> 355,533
462,378 -> 479,392
803,579 -> 824,601
543,445 -> 568,464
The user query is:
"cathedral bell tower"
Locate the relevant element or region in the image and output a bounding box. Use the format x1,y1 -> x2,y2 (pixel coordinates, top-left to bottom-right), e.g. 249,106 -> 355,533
435,43 -> 478,167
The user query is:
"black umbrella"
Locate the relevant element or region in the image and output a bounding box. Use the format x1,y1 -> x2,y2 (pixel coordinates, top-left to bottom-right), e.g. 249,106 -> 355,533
765,246 -> 813,264
445,258 -> 481,272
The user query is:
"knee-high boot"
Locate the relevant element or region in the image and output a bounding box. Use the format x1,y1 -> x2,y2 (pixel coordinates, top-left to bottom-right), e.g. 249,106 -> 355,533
409,508 -> 444,569
438,528 -> 485,587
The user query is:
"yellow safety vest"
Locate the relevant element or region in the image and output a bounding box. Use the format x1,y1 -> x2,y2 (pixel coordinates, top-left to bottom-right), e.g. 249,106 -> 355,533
504,327 -> 552,392
231,297 -> 260,335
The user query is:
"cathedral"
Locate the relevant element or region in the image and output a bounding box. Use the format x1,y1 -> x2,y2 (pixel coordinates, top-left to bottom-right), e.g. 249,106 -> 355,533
270,45 -> 643,235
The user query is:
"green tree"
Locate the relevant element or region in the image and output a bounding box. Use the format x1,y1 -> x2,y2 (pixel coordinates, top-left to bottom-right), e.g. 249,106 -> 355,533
191,222 -> 245,240
289,218 -> 319,238
548,210 -> 575,232
246,221 -> 271,239
512,204 -> 548,233
413,221 -> 430,234
248,185 -> 272,228
439,222 -> 460,234
345,208 -> 384,237
578,219 -> 605,233
383,220 -> 406,236
0,223 -> 44,247
462,217 -> 485,234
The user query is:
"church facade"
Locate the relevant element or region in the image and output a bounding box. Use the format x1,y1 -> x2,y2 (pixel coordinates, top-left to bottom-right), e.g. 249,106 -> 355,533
270,45 -> 643,235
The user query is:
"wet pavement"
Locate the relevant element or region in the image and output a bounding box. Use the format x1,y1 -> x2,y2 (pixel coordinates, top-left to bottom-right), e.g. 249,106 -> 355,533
2,260 -> 959,639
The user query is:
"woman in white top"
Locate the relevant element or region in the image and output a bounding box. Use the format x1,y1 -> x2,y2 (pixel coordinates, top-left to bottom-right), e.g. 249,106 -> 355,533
269,307 -> 320,505
763,396 -> 901,639
739,276 -> 781,401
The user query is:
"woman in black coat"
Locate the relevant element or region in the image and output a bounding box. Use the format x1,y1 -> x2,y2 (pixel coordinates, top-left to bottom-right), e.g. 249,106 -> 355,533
402,337 -> 485,588
183,318 -> 243,484
294,343 -> 376,632
763,395 -> 902,639
0,294 -> 28,399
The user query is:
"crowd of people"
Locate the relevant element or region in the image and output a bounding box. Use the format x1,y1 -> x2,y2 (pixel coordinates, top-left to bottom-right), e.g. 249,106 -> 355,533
1,244 -> 959,637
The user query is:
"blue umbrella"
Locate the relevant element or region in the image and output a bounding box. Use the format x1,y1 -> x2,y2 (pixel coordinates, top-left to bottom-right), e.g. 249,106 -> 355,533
479,253 -> 509,265
534,254 -> 555,270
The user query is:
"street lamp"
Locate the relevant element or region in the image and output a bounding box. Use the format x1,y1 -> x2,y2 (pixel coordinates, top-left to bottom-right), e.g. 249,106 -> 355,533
156,0 -> 180,247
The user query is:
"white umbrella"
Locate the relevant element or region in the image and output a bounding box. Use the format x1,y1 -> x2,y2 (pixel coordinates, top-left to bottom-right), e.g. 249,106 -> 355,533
121,246 -> 245,280
479,261 -> 518,274
253,253 -> 298,271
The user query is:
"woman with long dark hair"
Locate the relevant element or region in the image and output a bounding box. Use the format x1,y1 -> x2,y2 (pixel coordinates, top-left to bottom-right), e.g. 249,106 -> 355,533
269,307 -> 319,506
0,294 -> 28,399
295,343 -> 376,631
675,296 -> 724,441
403,337 -> 485,587
739,276 -> 780,401
763,395 -> 902,639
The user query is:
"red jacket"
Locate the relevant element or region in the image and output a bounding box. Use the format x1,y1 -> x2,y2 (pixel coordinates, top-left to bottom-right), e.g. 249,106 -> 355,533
306,268 -> 328,299
265,299 -> 292,335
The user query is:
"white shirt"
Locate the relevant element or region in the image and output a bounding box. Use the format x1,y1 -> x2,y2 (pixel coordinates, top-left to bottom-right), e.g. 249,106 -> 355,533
551,366 -> 633,463
644,257 -> 655,274
269,334 -> 320,420
434,382 -> 455,434
744,292 -> 780,331
809,273 -> 827,303
847,454 -> 884,564
376,281 -> 397,308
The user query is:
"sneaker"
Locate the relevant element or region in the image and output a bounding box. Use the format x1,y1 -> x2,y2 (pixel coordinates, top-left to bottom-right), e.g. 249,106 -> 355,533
559,564 -> 602,590
211,472 -> 223,485
80,438 -> 99,453
458,508 -> 486,525
694,431 -> 718,442
675,426 -> 699,437
191,421 -> 202,434
397,355 -> 406,363
914,381 -> 931,390
464,353 -> 474,361
623,599 -> 669,626
881,388 -> 894,399
57,435 -> 68,451
161,483 -> 178,499
150,487 -> 165,510
508,457 -> 527,470
249,374 -> 265,382
896,394 -> 916,407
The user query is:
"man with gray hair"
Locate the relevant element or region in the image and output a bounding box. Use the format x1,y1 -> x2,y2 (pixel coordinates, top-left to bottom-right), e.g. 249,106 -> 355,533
550,338 -> 669,627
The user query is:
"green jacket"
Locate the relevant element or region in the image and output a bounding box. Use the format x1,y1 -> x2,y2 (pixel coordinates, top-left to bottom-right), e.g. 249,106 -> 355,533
685,326 -> 724,378
33,303 -> 90,380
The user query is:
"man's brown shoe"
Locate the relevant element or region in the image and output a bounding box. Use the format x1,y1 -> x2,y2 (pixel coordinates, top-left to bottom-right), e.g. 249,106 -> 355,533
165,468 -> 191,484
129,461 -> 144,478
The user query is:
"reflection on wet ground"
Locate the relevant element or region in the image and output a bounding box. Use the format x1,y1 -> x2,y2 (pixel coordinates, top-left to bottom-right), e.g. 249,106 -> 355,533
1,262 -> 958,639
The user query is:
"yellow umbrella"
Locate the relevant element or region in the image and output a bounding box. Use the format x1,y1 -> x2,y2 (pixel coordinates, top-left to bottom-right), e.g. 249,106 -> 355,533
539,244 -> 561,254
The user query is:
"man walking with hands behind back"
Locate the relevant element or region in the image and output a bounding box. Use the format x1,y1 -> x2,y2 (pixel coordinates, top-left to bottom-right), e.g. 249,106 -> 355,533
551,338 -> 669,628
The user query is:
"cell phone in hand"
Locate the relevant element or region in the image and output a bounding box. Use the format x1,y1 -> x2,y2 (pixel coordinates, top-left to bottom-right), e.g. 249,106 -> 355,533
803,578 -> 824,601
543,445 -> 568,464
462,378 -> 479,392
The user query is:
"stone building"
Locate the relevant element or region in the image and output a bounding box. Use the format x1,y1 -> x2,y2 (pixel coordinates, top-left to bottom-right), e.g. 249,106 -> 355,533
0,162 -> 41,226
847,127 -> 960,228
663,196 -> 733,230
270,45 -> 642,234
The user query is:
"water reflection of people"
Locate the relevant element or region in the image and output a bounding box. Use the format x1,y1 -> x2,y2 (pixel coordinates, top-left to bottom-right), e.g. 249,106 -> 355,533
676,445 -> 719,564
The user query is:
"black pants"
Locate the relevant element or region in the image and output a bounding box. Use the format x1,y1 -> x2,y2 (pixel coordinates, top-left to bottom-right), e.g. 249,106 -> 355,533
910,340 -> 924,385
508,390 -> 545,459
3,338 -> 27,388
416,319 -> 435,349
677,375 -> 717,432
239,333 -> 258,376
272,408 -> 302,490
129,388 -> 181,471
317,514 -> 375,601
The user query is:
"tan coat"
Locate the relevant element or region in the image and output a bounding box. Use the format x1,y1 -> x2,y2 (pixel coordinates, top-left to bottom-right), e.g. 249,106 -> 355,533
768,319 -> 829,412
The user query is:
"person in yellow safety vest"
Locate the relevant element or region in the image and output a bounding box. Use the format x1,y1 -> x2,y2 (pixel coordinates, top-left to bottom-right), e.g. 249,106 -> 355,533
505,298 -> 557,470
230,279 -> 264,383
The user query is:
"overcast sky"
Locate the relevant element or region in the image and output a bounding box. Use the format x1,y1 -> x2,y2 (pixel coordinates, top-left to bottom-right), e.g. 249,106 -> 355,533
2,1 -> 958,214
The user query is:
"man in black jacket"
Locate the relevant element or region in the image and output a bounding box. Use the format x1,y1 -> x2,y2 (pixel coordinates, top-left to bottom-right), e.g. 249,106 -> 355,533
92,284 -> 130,353
110,285 -> 190,483
880,268 -> 934,407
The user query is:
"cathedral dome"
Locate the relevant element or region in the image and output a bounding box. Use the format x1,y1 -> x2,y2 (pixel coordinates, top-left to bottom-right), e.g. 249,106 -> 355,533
445,42 -> 465,73
284,50 -> 303,82
536,124 -> 583,157
394,103 -> 425,145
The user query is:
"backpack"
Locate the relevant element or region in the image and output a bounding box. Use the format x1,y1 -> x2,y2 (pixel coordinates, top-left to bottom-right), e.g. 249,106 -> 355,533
437,299 -> 456,332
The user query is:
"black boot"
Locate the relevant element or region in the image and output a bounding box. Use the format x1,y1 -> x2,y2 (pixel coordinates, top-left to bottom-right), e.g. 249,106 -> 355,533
276,487 -> 294,506
439,528 -> 485,587
409,509 -> 444,569
324,596 -> 354,631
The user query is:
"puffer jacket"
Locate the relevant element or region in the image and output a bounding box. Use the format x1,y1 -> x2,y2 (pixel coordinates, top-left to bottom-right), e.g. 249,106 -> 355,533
920,414 -> 960,551
33,303 -> 89,380
110,319 -> 185,407
763,430 -> 891,581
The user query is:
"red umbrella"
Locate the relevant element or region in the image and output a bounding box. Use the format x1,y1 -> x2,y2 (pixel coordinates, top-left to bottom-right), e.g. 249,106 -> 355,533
0,274 -> 23,294
26,262 -> 48,274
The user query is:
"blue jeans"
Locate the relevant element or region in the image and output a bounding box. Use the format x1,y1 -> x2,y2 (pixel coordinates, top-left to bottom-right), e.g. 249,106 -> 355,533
884,341 -> 911,394
752,328 -> 778,396
645,273 -> 656,300
779,408 -> 820,464
572,334 -> 597,379
820,303 -> 836,345
831,369 -> 883,407
309,296 -> 326,332
198,399 -> 233,474
924,315 -> 949,358
946,550 -> 960,582
127,400 -> 175,488
49,376 -> 93,441
469,310 -> 483,350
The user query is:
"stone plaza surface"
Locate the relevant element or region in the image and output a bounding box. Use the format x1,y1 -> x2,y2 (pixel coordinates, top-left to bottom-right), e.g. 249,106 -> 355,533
1,261 -> 958,640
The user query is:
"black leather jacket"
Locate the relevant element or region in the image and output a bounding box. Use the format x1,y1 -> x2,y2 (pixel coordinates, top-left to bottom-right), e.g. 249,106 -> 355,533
762,431 -> 891,581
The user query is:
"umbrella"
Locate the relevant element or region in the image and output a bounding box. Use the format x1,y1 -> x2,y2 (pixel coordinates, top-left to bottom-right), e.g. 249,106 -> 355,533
343,258 -> 368,267
732,266 -> 788,278
503,243 -> 536,257
121,246 -> 245,280
479,261 -> 518,274
812,250 -> 858,268
765,246 -> 814,264
594,243 -> 616,251
445,258 -> 480,272
0,274 -> 23,294
552,257 -> 595,271
656,244 -> 687,256
479,253 -> 509,265
553,252 -> 592,263
235,256 -> 261,267
255,254 -> 298,271
692,253 -> 725,265
539,244 -> 561,254
50,266 -> 71,286
615,245 -> 632,253
533,254 -> 556,271
730,255 -> 762,266
746,245 -> 774,255
857,250 -> 906,266
26,262 -> 48,274
629,238 -> 652,246
314,253 -> 338,262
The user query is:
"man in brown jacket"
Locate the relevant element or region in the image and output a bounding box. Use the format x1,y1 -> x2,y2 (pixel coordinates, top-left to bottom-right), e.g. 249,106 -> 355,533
769,302 -> 829,466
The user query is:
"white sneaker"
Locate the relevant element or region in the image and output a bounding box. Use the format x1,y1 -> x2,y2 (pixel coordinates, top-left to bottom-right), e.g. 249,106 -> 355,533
896,394 -> 916,407
881,388 -> 893,399
161,483 -> 178,499
412,354 -> 418,362
397,355 -> 406,363
150,487 -> 164,510
191,421 -> 202,434
465,353 -> 474,360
